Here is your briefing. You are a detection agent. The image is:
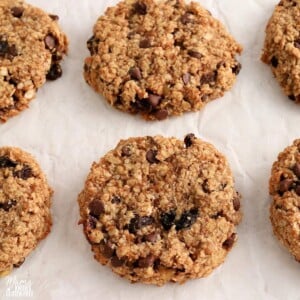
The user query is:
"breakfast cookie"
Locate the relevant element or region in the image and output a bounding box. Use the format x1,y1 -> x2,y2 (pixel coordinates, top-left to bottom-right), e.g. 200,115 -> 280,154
84,0 -> 242,121
270,139 -> 300,261
0,147 -> 52,277
261,0 -> 300,102
78,134 -> 242,285
0,0 -> 68,122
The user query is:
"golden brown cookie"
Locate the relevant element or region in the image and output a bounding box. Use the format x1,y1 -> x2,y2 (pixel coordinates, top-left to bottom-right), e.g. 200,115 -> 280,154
0,147 -> 52,277
0,0 -> 68,122
78,134 -> 242,285
84,0 -> 242,121
261,0 -> 300,102
270,139 -> 300,262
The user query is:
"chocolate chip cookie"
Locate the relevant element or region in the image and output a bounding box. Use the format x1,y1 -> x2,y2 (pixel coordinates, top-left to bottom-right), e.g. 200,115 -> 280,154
0,147 -> 52,277
78,134 -> 242,285
0,0 -> 68,122
270,139 -> 300,262
84,0 -> 242,121
261,0 -> 300,102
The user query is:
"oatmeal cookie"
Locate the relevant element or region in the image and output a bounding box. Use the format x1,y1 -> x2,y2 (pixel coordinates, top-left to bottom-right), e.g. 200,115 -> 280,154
84,0 -> 242,120
261,0 -> 300,102
78,134 -> 242,285
0,147 -> 52,277
0,0 -> 68,122
270,139 -> 300,261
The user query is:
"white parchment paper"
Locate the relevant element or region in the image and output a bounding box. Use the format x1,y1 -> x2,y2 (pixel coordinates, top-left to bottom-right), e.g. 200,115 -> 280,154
1,0 -> 300,299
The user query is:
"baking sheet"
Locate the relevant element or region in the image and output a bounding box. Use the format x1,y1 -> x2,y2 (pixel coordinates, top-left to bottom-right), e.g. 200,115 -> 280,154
1,0 -> 300,299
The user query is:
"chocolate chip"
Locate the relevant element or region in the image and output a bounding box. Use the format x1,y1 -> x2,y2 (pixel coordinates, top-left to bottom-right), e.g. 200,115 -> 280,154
49,14 -> 59,21
139,39 -> 151,48
0,156 -> 17,168
129,67 -> 142,80
187,50 -> 203,59
128,216 -> 154,233
144,232 -> 158,243
160,211 -> 176,230
44,35 -> 57,51
293,163 -> 300,178
271,56 -> 278,68
154,109 -> 168,120
88,199 -> 104,218
133,1 -> 147,14
288,95 -> 296,101
279,178 -> 293,193
0,40 -> 9,56
11,7 -> 24,18
121,145 -> 131,157
182,73 -> 190,85
0,200 -> 17,212
13,258 -> 25,268
175,208 -> 198,230
138,254 -> 155,268
46,63 -> 62,80
222,233 -> 236,250
101,241 -> 114,259
110,256 -> 124,267
232,62 -> 242,75
87,36 -> 99,55
111,195 -> 121,204
181,12 -> 193,24
233,195 -> 241,211
13,165 -> 33,180
184,133 -> 195,148
295,184 -> 300,196
146,149 -> 159,164
200,71 -> 217,85
147,94 -> 161,107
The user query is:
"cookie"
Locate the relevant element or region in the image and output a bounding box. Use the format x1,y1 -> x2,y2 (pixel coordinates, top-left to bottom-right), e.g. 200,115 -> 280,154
261,0 -> 300,102
0,0 -> 68,122
78,134 -> 242,285
84,0 -> 242,121
269,139 -> 300,261
0,147 -> 52,277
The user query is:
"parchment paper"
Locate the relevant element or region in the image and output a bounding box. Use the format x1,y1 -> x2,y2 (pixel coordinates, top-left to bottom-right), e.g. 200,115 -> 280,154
1,0 -> 299,299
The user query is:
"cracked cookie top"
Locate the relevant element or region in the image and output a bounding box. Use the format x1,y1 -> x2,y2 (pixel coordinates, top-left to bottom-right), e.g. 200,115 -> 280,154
0,0 -> 68,122
78,134 -> 242,285
261,0 -> 300,102
270,139 -> 300,261
0,147 -> 52,277
84,0 -> 242,121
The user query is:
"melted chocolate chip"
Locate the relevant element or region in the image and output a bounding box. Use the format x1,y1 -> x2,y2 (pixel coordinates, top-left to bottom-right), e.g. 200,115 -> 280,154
46,63 -> 62,80
182,73 -> 191,85
0,156 -> 17,168
175,208 -> 198,230
160,211 -> 176,230
138,254 -> 155,268
0,200 -> 17,212
11,7 -> 24,18
271,56 -> 278,68
146,149 -> 159,164
129,67 -> 142,80
13,165 -> 33,180
200,71 -> 217,85
88,199 -> 104,218
44,35 -> 57,51
139,38 -> 151,48
187,50 -> 203,59
133,1 -> 147,15
184,133 -> 195,148
222,233 -> 236,250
